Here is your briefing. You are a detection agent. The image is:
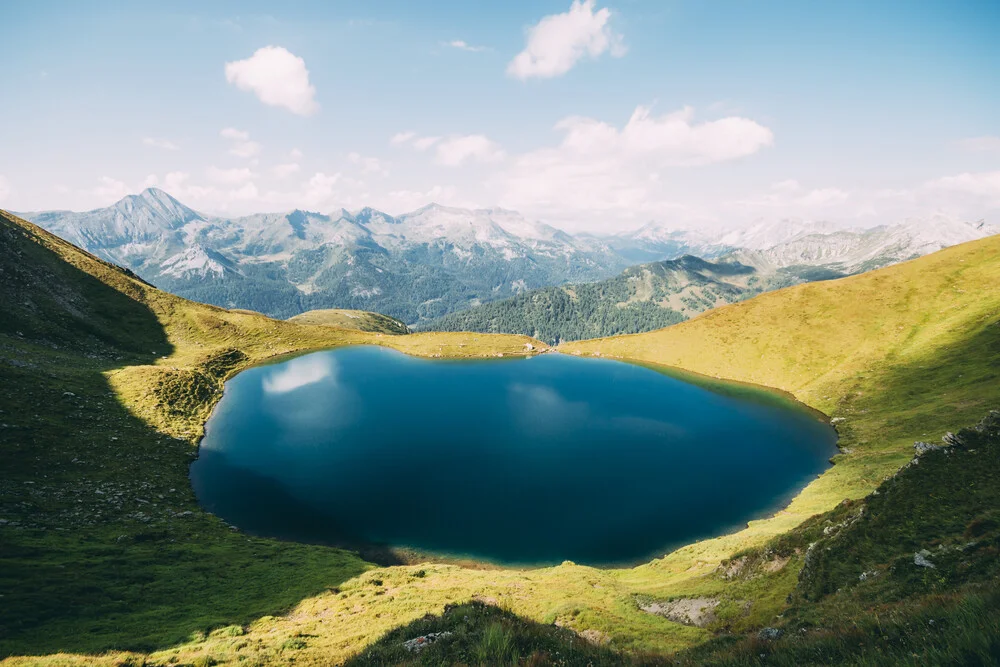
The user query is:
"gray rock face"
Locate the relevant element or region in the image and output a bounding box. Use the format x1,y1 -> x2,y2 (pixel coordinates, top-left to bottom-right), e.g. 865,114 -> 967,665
943,431 -> 966,447
402,631 -> 453,653
914,549 -> 936,568
914,441 -> 943,455
639,597 -> 719,628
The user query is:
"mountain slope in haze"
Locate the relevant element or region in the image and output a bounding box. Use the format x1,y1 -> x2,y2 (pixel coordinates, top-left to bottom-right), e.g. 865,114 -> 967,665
23,189 -> 995,329
22,190 -> 628,324
422,255 -> 795,343
427,216 -> 998,342
726,215 -> 998,277
611,216 -> 996,274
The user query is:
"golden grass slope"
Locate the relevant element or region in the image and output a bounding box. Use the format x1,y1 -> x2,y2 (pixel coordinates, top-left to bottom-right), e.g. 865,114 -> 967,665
3,205 -> 998,666
287,308 -> 411,335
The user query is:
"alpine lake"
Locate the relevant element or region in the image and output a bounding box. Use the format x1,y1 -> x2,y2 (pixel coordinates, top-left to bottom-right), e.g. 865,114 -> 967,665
191,346 -> 837,566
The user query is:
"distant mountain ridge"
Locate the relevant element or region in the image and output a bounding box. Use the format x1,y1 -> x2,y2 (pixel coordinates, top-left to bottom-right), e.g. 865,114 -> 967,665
16,188 -> 996,325
421,255 -> 795,343
20,189 -> 627,323
424,215 -> 998,341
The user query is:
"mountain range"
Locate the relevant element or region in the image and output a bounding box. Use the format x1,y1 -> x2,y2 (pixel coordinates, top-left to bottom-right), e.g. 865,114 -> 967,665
422,255 -> 796,343
18,188 -> 996,325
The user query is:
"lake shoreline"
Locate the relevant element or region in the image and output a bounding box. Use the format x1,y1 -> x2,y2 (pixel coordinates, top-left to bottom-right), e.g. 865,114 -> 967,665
191,345 -> 838,568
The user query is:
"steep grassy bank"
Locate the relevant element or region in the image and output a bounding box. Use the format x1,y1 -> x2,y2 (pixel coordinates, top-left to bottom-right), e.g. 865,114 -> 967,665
3,205 -> 999,666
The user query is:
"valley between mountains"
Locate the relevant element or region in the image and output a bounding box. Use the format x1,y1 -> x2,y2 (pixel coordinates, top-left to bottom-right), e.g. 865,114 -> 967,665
2,203 -> 1000,666
19,188 -> 995,337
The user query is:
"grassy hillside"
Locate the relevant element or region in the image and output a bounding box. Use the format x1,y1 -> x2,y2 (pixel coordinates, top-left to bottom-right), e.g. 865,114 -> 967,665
2,205 -> 999,666
287,308 -> 410,335
0,209 -> 545,663
421,255 -> 794,344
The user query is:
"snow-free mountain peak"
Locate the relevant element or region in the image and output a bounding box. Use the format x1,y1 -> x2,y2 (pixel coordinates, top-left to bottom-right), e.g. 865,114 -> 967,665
115,187 -> 203,227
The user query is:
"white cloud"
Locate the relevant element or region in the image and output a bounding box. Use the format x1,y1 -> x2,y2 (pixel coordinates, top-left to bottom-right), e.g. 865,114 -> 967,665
500,105 -> 772,219
348,152 -> 388,176
929,170 -> 1000,201
220,127 -> 249,141
507,0 -> 625,80
955,136 -> 1000,152
206,166 -> 256,185
92,176 -> 129,203
230,182 -> 260,200
220,127 -> 261,158
737,180 -> 849,211
271,163 -> 301,179
390,131 -> 441,151
413,136 -> 442,151
225,46 -> 319,116
163,172 -> 191,191
444,39 -> 489,53
551,106 -> 773,166
390,131 -> 417,146
142,137 -> 179,151
302,172 -> 342,207
435,135 -> 506,166
0,175 -> 10,203
289,148 -> 304,160
387,184 -> 459,211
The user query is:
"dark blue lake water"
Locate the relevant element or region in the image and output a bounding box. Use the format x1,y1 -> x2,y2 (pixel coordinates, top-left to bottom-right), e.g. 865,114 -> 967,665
191,346 -> 836,565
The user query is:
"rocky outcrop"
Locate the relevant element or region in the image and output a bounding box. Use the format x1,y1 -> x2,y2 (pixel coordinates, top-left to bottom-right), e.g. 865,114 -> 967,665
402,631 -> 453,653
639,597 -> 719,628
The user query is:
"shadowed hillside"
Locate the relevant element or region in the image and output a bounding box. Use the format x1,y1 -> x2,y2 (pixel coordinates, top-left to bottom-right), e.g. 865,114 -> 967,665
0,209 -> 541,659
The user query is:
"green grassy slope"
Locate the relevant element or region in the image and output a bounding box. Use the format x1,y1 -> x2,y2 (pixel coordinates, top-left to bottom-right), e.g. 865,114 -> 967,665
287,308 -> 410,335
0,210 -> 541,661
3,205 -> 999,666
675,410 -> 1000,665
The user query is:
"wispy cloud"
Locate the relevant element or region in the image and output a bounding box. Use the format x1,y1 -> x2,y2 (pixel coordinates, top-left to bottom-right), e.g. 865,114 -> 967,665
955,136 -> 1000,152
271,163 -> 301,179
348,152 -> 389,176
220,127 -> 261,158
142,137 -> 179,151
206,166 -> 256,185
435,135 -> 505,166
390,131 -> 417,146
443,39 -> 490,53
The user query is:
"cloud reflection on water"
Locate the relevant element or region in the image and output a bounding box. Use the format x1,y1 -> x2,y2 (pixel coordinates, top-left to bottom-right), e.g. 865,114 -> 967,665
262,355 -> 335,394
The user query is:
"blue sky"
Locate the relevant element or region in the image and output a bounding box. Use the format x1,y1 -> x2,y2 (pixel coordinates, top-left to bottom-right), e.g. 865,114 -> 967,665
1,0 -> 997,231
